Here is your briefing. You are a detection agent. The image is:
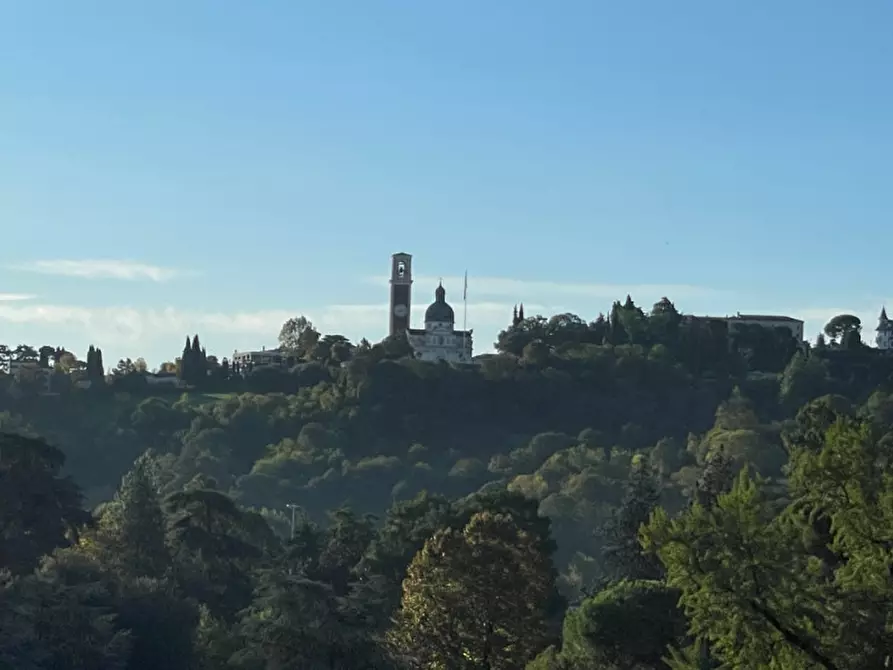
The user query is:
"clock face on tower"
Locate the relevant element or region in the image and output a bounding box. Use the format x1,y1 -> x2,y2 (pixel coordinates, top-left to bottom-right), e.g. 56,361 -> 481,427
393,304 -> 408,318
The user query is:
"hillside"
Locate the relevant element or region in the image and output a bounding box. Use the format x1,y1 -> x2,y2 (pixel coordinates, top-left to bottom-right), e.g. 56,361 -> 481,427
2,299 -> 893,668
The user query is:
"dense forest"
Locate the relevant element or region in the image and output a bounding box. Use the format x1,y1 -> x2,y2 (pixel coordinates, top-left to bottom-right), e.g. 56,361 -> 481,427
2,296 -> 892,669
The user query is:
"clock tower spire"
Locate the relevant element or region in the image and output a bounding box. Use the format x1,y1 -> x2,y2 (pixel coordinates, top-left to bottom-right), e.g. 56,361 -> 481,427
389,252 -> 413,336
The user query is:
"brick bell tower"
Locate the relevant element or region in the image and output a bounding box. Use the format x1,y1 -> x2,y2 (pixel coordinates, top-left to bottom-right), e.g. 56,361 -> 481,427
389,252 -> 413,336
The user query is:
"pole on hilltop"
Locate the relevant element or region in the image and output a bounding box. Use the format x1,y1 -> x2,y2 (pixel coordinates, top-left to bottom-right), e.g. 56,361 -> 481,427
462,270 -> 468,362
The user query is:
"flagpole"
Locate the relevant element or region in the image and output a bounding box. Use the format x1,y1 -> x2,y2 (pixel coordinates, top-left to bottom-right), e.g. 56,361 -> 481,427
463,270 -> 468,362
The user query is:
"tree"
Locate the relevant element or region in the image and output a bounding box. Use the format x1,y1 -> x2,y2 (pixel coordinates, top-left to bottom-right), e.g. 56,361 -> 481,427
87,452 -> 171,579
692,445 -> 734,509
178,336 -> 193,383
780,350 -> 829,409
0,433 -> 90,574
598,456 -> 664,583
37,345 -> 55,368
0,552 -> 131,668
113,358 -> 137,376
560,580 -> 687,669
358,492 -> 452,626
389,512 -> 555,669
823,314 -> 861,344
56,350 -> 79,374
12,344 -> 38,362
278,316 -> 320,360
233,571 -> 385,669
165,486 -> 277,619
85,345 -> 106,382
643,468 -> 865,669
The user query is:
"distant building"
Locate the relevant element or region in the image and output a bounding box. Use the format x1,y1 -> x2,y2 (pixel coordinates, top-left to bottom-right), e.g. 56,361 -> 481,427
146,372 -> 185,388
387,252 -> 474,364
876,308 -> 893,350
726,313 -> 804,342
231,347 -> 293,371
406,282 -> 474,364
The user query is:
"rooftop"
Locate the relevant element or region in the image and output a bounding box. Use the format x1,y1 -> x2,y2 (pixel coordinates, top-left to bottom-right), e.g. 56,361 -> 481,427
731,314 -> 803,323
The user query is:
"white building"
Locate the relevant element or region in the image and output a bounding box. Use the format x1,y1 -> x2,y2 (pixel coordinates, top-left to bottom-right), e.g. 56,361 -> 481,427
405,282 -> 474,363
877,308 -> 893,350
231,347 -> 293,370
387,253 -> 473,364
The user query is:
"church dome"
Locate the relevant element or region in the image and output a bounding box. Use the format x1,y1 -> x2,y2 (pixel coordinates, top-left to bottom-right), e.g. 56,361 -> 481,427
424,283 -> 455,323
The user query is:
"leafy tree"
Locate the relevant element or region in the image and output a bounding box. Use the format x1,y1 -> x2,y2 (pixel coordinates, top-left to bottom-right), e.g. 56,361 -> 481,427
389,511 -> 556,669
560,580 -> 687,669
279,316 -> 321,360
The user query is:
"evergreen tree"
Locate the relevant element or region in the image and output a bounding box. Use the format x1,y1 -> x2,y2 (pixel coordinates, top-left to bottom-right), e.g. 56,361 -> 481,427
93,452 -> 171,579
693,445 -> 734,509
599,456 -> 664,583
94,347 -> 105,382
607,301 -> 628,345
178,336 -> 192,382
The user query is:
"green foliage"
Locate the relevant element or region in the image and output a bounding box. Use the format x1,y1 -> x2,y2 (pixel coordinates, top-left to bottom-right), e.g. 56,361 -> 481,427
8,299 -> 893,667
389,511 -> 556,669
0,432 -> 90,574
561,579 -> 687,669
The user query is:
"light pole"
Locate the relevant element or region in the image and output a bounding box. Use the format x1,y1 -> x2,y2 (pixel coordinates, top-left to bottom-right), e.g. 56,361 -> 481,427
286,503 -> 299,540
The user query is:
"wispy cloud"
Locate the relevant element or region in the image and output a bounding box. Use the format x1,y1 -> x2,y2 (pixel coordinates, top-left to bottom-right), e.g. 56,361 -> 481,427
366,274 -> 721,301
9,259 -> 185,282
0,299 -> 529,363
0,293 -> 34,301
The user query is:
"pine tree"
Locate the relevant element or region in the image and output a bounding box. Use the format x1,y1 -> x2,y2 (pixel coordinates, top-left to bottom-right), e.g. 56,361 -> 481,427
95,452 -> 170,578
599,457 -> 664,583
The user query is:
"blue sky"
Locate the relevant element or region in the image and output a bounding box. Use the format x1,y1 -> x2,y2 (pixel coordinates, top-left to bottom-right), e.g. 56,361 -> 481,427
1,1 -> 892,367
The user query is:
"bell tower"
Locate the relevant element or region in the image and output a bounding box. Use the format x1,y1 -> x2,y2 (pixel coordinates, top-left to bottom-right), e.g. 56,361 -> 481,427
389,252 -> 413,336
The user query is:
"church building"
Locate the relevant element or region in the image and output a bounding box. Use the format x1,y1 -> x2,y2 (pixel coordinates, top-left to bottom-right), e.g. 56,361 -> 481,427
388,252 -> 474,363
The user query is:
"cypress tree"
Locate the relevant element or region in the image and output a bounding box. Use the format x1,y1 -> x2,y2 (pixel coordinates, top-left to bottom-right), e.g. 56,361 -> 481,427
179,336 -> 192,382
94,347 -> 105,383
86,345 -> 96,379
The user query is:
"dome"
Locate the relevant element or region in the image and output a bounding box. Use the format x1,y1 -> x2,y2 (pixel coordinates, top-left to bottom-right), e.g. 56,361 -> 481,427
424,283 -> 455,323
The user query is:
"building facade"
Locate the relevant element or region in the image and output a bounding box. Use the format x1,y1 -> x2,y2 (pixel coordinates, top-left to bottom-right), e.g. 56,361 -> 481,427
406,283 -> 473,363
877,308 -> 893,350
231,347 -> 293,371
726,313 -> 804,341
388,252 -> 473,363
389,252 -> 413,337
